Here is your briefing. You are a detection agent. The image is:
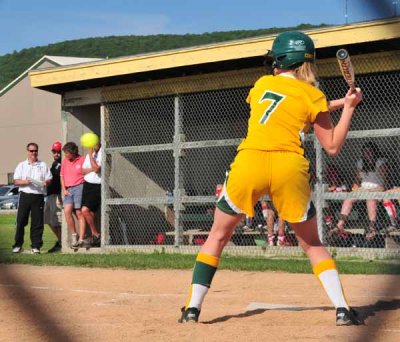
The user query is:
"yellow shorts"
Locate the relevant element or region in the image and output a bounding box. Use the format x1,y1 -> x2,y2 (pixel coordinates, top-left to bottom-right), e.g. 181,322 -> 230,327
217,149 -> 315,223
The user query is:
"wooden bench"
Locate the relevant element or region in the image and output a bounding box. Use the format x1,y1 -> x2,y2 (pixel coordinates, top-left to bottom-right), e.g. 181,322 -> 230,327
164,204 -> 215,230
165,227 -> 400,247
165,228 -> 297,246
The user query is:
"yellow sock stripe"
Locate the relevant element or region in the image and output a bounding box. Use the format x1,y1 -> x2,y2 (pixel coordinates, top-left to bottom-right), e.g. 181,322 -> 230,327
196,252 -> 220,267
184,284 -> 193,310
312,258 -> 336,277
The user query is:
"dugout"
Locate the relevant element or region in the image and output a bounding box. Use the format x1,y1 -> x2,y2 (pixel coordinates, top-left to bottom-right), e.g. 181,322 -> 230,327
30,18 -> 400,258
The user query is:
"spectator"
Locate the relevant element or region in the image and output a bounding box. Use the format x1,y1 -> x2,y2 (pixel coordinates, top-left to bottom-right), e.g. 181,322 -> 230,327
333,142 -> 389,240
45,141 -> 63,253
260,200 -> 289,246
78,141 -> 102,248
324,164 -> 347,231
60,142 -> 85,248
326,163 -> 347,193
12,143 -> 52,254
383,187 -> 400,231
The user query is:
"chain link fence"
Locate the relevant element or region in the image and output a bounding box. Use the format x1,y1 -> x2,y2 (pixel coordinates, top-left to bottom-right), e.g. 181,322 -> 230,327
100,51 -> 400,259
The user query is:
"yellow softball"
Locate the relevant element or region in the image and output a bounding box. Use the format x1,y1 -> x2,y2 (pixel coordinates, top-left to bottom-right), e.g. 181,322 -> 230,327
80,132 -> 99,148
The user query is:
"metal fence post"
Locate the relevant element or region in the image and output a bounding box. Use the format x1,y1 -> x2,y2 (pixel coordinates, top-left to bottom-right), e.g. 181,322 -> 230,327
174,95 -> 184,246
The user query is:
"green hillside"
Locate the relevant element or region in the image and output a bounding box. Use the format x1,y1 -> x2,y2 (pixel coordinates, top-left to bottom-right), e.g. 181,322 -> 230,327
0,23 -> 328,90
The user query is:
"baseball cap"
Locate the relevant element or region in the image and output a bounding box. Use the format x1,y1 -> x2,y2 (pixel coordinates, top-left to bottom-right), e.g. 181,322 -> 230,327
51,141 -> 62,152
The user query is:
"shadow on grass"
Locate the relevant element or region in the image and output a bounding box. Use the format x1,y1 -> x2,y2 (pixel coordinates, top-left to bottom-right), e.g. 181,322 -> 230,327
0,249 -> 73,341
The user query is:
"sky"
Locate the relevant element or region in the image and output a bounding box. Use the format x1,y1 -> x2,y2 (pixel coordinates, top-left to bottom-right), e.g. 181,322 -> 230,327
0,0 -> 398,56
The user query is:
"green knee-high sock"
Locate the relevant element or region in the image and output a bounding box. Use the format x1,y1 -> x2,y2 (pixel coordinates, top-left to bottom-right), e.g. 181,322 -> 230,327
185,252 -> 220,310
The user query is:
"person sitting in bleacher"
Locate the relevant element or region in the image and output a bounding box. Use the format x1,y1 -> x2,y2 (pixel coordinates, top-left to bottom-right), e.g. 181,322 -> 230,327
383,187 -> 400,232
333,142 -> 390,240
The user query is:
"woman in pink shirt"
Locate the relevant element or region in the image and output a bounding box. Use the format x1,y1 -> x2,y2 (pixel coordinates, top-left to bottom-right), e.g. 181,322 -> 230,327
60,142 -> 85,248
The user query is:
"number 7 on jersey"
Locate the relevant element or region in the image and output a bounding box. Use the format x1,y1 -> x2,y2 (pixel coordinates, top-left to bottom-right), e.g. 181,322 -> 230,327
258,91 -> 286,124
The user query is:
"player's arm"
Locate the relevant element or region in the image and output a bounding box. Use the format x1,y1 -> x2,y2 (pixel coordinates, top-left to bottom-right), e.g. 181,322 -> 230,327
313,88 -> 362,156
327,98 -> 345,112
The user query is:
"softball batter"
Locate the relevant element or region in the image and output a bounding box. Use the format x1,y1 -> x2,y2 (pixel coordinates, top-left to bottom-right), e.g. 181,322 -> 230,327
179,31 -> 363,326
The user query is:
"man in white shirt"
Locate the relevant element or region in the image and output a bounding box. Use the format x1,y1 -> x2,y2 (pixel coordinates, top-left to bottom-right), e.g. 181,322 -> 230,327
76,142 -> 102,248
13,143 -> 52,254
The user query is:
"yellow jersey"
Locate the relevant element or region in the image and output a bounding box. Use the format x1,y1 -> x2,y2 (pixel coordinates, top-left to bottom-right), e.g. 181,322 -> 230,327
238,74 -> 328,155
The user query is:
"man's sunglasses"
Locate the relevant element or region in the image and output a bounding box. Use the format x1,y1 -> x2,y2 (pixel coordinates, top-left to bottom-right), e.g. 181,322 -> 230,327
28,150 -> 38,153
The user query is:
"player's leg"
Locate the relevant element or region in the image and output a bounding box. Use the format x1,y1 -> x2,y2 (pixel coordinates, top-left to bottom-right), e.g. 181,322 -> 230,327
179,209 -> 243,323
180,150 -> 266,323
271,152 -> 361,325
290,218 -> 361,325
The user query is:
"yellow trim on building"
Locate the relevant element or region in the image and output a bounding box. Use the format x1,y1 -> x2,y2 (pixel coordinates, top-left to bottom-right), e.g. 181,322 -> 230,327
30,18 -> 400,88
99,50 -> 400,102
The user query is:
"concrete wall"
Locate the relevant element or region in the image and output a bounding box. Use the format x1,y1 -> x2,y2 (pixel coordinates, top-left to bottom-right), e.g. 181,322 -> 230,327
0,71 -> 62,184
64,104 -> 100,153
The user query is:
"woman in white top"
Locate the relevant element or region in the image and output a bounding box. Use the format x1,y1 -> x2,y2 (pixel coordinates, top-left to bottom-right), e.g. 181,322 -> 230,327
334,141 -> 389,240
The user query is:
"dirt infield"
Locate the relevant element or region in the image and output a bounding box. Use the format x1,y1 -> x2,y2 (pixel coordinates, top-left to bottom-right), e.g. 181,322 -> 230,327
0,265 -> 399,341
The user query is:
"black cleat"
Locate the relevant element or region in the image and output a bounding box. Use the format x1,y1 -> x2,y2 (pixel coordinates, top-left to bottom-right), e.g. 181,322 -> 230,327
336,307 -> 363,326
178,307 -> 200,323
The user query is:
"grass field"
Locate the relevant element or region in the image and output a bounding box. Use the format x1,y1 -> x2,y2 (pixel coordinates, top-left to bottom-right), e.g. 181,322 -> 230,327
1,214 -> 399,274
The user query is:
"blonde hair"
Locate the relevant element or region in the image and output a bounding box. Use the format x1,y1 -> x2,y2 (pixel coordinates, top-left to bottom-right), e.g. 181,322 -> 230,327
293,62 -> 318,86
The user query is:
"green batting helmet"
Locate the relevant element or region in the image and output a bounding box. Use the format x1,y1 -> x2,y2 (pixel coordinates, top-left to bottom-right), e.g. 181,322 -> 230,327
270,31 -> 315,69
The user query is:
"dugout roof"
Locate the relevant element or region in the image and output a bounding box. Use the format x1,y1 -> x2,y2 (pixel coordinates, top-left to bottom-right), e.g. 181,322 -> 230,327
29,18 -> 400,95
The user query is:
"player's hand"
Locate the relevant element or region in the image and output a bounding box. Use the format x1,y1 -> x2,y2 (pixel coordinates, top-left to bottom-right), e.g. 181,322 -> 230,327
344,87 -> 362,108
87,147 -> 93,154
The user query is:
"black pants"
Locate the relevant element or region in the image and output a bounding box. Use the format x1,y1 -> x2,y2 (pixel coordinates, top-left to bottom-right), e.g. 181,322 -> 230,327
14,192 -> 44,249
